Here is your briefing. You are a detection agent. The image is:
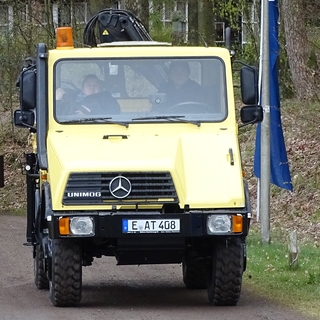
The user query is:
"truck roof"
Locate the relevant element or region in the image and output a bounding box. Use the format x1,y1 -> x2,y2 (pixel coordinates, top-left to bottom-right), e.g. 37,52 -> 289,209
50,45 -> 231,60
97,41 -> 172,47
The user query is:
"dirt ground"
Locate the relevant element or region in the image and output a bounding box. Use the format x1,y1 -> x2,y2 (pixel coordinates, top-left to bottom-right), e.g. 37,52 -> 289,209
0,215 -> 316,320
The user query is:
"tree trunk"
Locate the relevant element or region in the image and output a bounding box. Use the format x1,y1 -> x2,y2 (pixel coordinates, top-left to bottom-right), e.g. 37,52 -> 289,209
88,0 -> 115,16
124,0 -> 139,16
281,0 -> 320,100
139,0 -> 150,32
188,0 -> 199,45
198,0 -> 215,47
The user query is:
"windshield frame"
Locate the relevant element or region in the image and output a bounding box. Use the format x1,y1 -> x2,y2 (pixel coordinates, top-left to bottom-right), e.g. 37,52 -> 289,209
53,56 -> 228,125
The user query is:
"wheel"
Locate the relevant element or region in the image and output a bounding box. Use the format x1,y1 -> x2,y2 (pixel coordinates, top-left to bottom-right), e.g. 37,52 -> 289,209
207,238 -> 244,306
182,257 -> 207,289
49,239 -> 82,307
166,101 -> 212,114
34,244 -> 49,290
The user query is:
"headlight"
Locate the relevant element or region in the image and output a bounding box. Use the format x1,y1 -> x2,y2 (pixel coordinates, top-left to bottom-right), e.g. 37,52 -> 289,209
59,216 -> 95,236
70,217 -> 94,236
206,214 -> 243,235
207,215 -> 231,234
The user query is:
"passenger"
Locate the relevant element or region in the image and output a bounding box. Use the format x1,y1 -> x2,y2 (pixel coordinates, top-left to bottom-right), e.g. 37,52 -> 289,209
160,61 -> 203,108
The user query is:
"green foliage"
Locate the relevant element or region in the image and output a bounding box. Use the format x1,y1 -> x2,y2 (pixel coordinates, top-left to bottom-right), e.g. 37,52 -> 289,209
0,31 -> 27,137
171,10 -> 185,22
0,2 -> 59,137
307,48 -> 319,69
237,41 -> 259,66
236,2 -> 259,65
149,12 -> 173,43
215,0 -> 245,30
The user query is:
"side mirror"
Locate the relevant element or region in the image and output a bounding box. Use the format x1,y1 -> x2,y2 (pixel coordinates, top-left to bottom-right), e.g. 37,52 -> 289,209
17,69 -> 36,110
240,105 -> 263,124
14,110 -> 35,129
240,66 -> 258,105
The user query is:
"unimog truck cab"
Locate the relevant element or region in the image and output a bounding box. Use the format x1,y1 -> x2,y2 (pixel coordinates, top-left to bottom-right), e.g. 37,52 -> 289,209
14,9 -> 262,307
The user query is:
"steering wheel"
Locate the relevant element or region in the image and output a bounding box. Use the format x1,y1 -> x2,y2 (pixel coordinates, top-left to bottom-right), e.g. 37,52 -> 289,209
166,101 -> 212,114
80,91 -> 120,115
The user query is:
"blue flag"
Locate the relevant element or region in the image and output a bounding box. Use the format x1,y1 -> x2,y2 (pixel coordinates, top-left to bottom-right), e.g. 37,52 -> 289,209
254,0 -> 293,191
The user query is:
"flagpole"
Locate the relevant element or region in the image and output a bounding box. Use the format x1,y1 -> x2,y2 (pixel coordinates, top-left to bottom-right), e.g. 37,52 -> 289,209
260,0 -> 271,243
256,0 -> 264,223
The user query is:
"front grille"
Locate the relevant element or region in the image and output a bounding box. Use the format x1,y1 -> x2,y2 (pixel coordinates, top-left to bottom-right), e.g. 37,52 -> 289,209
63,172 -> 178,205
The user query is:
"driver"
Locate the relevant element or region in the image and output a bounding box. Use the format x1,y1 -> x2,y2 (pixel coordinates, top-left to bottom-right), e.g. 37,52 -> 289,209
56,74 -> 120,116
56,74 -> 102,104
76,74 -> 102,102
159,61 -> 203,107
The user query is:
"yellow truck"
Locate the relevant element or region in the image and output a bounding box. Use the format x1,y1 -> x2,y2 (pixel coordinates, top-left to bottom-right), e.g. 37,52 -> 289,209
14,9 -> 262,307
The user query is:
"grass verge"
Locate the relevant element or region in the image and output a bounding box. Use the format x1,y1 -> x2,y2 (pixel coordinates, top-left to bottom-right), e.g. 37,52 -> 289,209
244,227 -> 320,319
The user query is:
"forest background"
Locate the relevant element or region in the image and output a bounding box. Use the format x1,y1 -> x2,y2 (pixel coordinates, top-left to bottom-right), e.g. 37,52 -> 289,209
0,0 -> 319,243
1,0 -> 320,317
0,0 -> 320,235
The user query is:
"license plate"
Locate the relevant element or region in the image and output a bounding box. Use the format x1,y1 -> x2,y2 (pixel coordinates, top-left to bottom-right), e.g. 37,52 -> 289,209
122,219 -> 180,234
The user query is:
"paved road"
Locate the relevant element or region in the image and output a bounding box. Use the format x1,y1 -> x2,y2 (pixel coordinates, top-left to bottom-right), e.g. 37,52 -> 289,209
0,215 -> 316,320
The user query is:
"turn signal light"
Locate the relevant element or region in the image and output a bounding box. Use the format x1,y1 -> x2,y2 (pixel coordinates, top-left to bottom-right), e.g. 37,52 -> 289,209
56,27 -> 74,49
59,217 -> 70,235
232,215 -> 243,233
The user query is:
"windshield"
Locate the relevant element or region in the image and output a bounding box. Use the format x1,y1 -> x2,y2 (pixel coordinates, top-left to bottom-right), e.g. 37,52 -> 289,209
54,57 -> 227,124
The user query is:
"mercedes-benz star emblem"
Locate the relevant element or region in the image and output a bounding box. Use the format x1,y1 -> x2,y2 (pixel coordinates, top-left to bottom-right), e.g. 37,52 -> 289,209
109,176 -> 132,199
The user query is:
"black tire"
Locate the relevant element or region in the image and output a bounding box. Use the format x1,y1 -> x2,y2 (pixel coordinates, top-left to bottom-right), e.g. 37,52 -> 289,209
207,238 -> 244,306
182,257 -> 207,289
34,244 -> 49,290
49,239 -> 82,307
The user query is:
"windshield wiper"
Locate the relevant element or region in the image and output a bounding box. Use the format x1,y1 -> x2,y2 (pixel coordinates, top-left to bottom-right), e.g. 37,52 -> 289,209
60,117 -> 129,127
131,115 -> 200,127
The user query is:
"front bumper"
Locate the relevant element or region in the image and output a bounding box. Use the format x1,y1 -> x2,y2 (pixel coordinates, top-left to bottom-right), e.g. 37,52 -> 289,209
48,210 -> 250,239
